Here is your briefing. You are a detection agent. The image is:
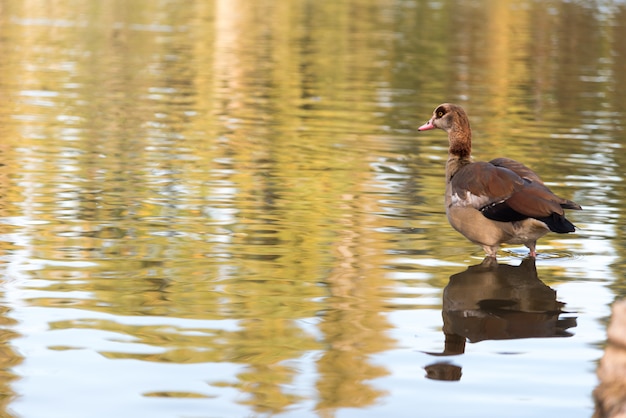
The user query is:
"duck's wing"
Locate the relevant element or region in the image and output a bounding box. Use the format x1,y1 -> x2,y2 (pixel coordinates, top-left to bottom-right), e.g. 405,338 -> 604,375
490,157 -> 582,211
450,160 -> 580,232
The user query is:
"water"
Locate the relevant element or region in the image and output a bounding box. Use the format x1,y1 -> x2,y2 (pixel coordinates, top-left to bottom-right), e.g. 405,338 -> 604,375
0,0 -> 624,417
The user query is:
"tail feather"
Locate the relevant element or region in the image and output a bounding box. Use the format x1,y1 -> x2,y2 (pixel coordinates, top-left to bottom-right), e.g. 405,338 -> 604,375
560,200 -> 582,211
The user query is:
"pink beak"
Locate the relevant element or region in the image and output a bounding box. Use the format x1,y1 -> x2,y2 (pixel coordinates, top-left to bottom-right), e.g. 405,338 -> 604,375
418,118 -> 436,131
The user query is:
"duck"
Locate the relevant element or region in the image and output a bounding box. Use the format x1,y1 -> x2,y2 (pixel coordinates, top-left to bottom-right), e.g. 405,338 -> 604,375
418,103 -> 581,258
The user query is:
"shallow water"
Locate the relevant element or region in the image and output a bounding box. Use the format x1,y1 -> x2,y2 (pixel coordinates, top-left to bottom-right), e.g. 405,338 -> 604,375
0,0 -> 624,417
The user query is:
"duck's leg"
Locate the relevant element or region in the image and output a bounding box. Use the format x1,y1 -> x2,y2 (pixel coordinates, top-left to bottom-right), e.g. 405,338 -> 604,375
482,245 -> 499,258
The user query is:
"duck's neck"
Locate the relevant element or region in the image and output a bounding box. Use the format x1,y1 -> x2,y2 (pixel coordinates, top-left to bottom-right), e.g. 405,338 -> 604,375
445,156 -> 471,183
448,123 -> 472,159
445,128 -> 472,183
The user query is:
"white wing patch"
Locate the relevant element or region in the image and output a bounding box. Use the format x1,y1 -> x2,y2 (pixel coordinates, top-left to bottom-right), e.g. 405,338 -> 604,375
450,190 -> 505,210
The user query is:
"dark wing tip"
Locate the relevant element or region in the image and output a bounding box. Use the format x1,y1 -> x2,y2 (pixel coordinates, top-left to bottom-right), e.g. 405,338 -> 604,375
537,213 -> 577,233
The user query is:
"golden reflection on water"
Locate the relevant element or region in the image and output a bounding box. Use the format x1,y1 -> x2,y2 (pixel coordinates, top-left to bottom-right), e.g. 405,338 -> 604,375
0,0 -> 624,417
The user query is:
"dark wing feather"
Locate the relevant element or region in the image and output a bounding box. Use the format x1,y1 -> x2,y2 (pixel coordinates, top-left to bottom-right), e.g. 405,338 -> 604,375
536,213 -> 576,233
490,157 -> 582,212
489,157 -> 544,183
506,183 -> 566,217
480,199 -> 529,222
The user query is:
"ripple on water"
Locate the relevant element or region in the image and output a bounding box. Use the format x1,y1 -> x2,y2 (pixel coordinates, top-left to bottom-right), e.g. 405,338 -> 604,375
500,248 -> 583,261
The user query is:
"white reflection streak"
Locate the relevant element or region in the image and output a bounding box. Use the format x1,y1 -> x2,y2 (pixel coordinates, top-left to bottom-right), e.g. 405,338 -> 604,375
3,147 -> 39,305
214,0 -> 243,94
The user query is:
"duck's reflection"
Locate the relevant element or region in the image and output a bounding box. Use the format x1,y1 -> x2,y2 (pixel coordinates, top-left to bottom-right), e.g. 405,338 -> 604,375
425,257 -> 577,381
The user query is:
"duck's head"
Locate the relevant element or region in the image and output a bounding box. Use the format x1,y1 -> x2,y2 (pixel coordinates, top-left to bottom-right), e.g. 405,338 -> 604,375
418,103 -> 469,133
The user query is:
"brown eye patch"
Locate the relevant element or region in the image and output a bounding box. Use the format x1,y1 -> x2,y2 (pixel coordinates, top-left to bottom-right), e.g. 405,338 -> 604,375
435,107 -> 445,117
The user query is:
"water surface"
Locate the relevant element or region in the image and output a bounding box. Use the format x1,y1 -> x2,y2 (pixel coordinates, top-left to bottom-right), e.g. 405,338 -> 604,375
0,1 -> 624,417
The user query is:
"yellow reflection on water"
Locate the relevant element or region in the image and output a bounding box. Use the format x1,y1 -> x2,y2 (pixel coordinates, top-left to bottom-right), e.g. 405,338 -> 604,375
0,0 -> 624,417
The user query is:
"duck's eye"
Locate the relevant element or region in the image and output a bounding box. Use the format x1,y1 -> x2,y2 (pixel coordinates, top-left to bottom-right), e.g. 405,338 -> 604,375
436,110 -> 444,117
